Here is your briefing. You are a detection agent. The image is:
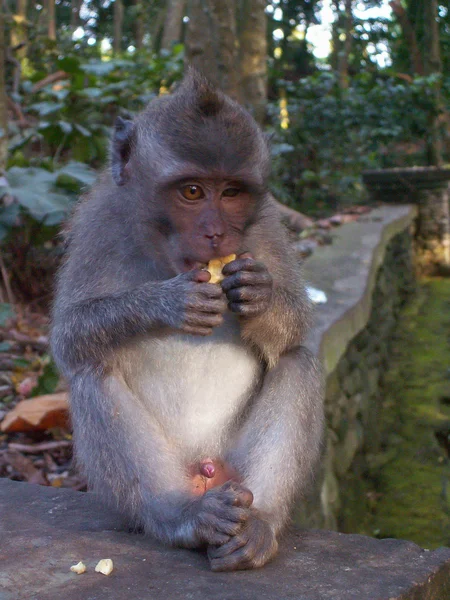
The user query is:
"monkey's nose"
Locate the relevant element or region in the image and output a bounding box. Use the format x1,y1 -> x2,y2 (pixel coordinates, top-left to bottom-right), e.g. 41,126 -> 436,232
205,233 -> 224,248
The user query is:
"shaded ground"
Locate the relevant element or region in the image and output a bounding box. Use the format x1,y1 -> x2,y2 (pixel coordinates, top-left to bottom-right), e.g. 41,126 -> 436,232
358,278 -> 450,548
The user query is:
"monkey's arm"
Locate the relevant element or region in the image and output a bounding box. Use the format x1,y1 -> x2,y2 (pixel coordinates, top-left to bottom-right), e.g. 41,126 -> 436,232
51,270 -> 225,374
224,203 -> 311,368
240,280 -> 310,368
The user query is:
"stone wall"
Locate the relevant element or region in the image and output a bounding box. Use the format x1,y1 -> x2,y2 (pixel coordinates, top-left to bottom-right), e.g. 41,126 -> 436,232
299,205 -> 417,530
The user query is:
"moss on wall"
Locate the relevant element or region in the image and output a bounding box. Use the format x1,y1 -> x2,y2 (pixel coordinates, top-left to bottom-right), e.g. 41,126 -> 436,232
355,279 -> 450,548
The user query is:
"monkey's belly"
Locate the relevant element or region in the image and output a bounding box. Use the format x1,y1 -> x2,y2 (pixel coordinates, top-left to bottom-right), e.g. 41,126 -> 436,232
118,316 -> 261,453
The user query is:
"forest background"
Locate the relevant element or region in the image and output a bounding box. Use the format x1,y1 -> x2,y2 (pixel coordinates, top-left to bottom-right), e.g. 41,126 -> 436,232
0,0 -> 446,344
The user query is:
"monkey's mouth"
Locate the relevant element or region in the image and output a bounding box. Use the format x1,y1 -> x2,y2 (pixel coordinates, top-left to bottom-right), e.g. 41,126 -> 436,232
181,258 -> 207,272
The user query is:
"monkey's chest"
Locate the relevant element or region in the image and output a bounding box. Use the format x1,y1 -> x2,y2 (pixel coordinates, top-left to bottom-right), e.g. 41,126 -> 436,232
120,316 -> 261,450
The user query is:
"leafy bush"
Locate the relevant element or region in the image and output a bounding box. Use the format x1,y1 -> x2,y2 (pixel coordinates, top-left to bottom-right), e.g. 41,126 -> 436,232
0,162 -> 97,301
269,72 -> 450,214
8,46 -> 184,169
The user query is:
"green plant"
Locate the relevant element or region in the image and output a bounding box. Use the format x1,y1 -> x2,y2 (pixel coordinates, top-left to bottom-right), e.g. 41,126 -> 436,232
269,71 -> 450,214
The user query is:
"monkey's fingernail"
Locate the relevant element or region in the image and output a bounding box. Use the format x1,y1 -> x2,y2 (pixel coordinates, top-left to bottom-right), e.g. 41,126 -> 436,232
200,462 -> 215,478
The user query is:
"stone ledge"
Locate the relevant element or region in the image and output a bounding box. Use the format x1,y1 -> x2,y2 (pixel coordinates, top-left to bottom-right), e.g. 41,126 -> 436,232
303,205 -> 418,375
1,479 -> 449,600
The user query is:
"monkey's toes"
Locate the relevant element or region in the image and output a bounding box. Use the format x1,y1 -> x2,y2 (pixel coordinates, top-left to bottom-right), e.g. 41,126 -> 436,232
221,481 -> 254,508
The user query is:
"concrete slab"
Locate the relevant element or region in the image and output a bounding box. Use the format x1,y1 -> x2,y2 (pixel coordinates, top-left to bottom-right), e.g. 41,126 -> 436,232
303,205 -> 417,375
1,479 -> 449,600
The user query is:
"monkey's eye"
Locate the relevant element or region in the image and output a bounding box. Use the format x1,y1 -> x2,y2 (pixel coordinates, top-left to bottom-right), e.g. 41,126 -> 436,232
181,185 -> 204,201
222,187 -> 240,198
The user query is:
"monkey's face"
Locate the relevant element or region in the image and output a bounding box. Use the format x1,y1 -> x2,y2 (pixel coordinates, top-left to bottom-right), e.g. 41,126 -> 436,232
162,176 -> 256,272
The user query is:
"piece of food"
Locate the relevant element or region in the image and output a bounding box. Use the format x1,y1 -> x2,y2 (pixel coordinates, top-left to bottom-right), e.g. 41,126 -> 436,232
207,254 -> 237,284
95,558 -> 114,576
70,561 -> 87,575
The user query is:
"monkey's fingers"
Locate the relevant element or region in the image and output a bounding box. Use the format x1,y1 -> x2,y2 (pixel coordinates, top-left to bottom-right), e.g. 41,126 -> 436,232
195,282 -> 226,298
208,515 -> 278,572
226,286 -> 271,303
222,257 -> 266,277
187,298 -> 227,314
207,534 -> 247,560
219,481 -> 254,508
184,312 -> 224,329
221,270 -> 272,292
181,325 -> 215,336
188,269 -> 212,283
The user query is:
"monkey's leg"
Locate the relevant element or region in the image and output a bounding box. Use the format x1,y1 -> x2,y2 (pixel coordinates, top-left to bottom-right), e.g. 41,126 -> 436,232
209,346 -> 324,571
69,370 -> 253,549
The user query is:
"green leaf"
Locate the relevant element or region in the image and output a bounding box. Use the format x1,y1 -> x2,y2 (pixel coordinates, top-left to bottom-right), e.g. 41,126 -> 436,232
0,304 -> 15,326
0,341 -> 13,352
56,161 -> 97,188
81,60 -> 116,76
13,358 -> 30,369
57,56 -> 82,74
0,224 -> 9,241
29,102 -> 64,116
81,88 -> 103,99
0,203 -> 20,226
5,167 -> 72,222
58,121 -> 73,135
8,130 -> 38,152
33,359 -> 60,396
74,124 -> 92,137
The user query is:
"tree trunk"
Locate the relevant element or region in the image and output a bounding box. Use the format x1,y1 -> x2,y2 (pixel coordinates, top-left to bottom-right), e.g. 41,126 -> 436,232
70,0 -> 82,34
238,0 -> 267,123
423,0 -> 442,166
47,0 -> 56,41
337,0 -> 352,89
10,0 -> 28,62
185,0 -> 240,100
0,10 -> 8,175
114,0 -> 124,55
389,1 -> 424,75
161,0 -> 186,51
132,0 -> 144,50
330,0 -> 340,73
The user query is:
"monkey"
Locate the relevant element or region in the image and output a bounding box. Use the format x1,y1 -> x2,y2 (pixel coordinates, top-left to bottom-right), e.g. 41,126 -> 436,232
51,69 -> 324,572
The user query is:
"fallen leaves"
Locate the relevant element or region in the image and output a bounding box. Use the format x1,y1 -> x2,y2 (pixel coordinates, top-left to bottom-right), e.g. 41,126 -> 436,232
1,450 -> 48,485
0,309 -> 84,490
0,393 -> 69,433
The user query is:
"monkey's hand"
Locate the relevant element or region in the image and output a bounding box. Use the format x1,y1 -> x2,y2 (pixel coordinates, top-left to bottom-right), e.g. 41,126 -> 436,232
207,510 -> 278,571
221,253 -> 273,318
191,481 -> 253,546
160,270 -> 227,336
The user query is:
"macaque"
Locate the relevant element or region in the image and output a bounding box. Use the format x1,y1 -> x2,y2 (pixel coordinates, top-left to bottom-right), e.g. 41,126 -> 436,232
51,69 -> 323,571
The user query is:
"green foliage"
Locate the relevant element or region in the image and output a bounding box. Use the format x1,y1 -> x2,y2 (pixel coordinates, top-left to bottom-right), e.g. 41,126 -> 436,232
8,46 -> 184,169
0,162 -> 96,241
0,304 -> 15,326
269,71 -> 450,214
33,358 -> 60,396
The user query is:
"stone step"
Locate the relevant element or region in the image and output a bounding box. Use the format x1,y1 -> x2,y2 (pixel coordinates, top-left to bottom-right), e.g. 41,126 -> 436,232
1,479 -> 449,600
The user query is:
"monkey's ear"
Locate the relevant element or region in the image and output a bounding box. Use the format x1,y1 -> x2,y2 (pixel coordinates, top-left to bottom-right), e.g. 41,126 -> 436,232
111,116 -> 135,186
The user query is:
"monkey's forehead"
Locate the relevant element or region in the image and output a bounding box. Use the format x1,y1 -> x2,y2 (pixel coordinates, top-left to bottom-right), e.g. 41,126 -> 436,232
135,104 -> 270,183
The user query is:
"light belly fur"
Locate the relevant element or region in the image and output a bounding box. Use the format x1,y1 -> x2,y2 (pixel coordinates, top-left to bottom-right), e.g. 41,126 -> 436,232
116,315 -> 261,453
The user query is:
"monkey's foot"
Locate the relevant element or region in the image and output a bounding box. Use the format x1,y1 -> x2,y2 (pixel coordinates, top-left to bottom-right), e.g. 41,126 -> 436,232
207,512 -> 278,571
188,458 -> 240,496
